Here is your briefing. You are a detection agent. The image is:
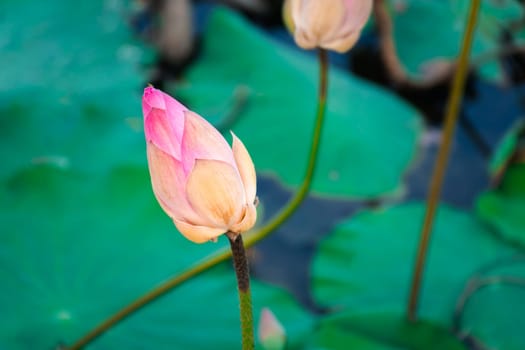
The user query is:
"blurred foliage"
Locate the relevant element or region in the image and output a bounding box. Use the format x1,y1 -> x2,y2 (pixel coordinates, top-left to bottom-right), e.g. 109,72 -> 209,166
312,203 -> 518,322
176,9 -> 422,200
308,312 -> 467,350
387,0 -> 524,82
457,260 -> 525,350
1,0 -> 524,349
0,1 -> 313,348
477,119 -> 525,248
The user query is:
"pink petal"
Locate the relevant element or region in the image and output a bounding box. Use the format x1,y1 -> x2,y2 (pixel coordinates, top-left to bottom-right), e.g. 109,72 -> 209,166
231,132 -> 257,203
144,108 -> 184,160
174,219 -> 226,243
258,308 -> 286,347
143,87 -> 187,160
142,86 -> 166,117
180,110 -> 235,176
343,0 -> 373,32
186,159 -> 245,229
146,143 -> 200,224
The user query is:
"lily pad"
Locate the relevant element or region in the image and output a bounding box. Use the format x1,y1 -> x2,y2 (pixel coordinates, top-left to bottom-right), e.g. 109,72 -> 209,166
0,164 -> 314,349
176,8 -> 423,199
311,203 -> 517,324
488,119 -> 525,182
390,0 -> 524,82
456,261 -> 525,350
308,311 -> 466,350
476,119 -> 525,249
476,190 -> 525,248
0,0 -> 149,181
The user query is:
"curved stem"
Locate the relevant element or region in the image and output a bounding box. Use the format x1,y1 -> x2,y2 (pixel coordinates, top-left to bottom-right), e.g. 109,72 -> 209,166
228,233 -> 254,350
66,49 -> 329,350
406,0 -> 480,322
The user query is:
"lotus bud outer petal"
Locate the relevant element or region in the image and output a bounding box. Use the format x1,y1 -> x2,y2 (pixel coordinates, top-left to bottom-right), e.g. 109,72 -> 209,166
186,159 -> 246,229
146,142 -> 201,224
230,203 -> 257,234
181,110 -> 236,176
145,107 -> 185,161
323,31 -> 360,53
231,132 -> 257,204
143,87 -> 258,243
174,219 -> 226,244
143,87 -> 186,160
258,308 -> 286,350
284,0 -> 373,53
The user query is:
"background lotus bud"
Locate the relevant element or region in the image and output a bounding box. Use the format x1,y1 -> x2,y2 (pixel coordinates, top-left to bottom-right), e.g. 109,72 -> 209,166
258,307 -> 286,350
283,0 -> 373,53
143,87 -> 257,243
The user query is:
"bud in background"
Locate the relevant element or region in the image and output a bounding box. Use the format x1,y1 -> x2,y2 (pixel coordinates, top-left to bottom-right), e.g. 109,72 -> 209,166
258,307 -> 286,350
142,87 -> 257,243
283,0 -> 373,53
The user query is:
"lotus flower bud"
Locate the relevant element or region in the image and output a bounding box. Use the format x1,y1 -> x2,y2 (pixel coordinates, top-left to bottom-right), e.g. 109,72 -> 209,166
283,0 -> 373,53
258,308 -> 286,350
142,87 -> 257,243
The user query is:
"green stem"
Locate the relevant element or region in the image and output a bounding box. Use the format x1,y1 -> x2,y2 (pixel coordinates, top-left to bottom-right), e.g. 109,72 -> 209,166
66,49 -> 329,350
406,0 -> 480,322
228,233 -> 254,350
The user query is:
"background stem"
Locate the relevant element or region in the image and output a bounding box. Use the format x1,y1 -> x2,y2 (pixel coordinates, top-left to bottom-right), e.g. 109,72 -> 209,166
228,234 -> 254,350
406,0 -> 481,322
66,49 -> 329,350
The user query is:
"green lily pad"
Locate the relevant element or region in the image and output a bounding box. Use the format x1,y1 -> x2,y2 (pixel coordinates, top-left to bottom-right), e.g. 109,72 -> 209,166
476,119 -> 525,249
476,190 -> 525,248
488,119 -> 525,181
0,0 -> 149,181
306,323 -> 399,350
390,0 -> 523,82
176,9 -> 423,199
311,203 -> 517,324
308,311 -> 466,350
0,164 -> 314,349
456,261 -> 525,350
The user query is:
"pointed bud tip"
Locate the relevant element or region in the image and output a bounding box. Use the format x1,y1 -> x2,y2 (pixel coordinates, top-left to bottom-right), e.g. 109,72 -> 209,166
258,308 -> 286,350
143,86 -> 166,111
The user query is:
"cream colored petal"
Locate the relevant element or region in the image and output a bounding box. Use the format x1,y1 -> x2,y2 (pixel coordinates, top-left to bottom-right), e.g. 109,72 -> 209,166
297,0 -> 345,43
230,203 -> 257,234
294,29 -> 317,50
174,219 -> 226,243
186,159 -> 245,228
147,143 -> 200,224
322,30 -> 360,53
231,132 -> 257,203
289,0 -> 302,29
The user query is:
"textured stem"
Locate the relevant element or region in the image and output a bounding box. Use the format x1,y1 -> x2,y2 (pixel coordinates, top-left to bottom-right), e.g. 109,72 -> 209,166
66,49 -> 329,350
406,0 -> 480,322
228,234 -> 254,350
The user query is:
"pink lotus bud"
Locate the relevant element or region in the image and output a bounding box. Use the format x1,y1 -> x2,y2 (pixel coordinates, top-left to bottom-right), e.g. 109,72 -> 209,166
142,87 -> 257,243
258,308 -> 286,350
283,0 -> 373,53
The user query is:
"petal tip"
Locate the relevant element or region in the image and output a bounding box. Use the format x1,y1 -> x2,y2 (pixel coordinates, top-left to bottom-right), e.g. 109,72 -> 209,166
143,86 -> 166,112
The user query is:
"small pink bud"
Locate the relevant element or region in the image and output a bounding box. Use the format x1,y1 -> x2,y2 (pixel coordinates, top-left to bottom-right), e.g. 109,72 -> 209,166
283,0 -> 373,53
142,87 -> 257,243
258,308 -> 286,350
